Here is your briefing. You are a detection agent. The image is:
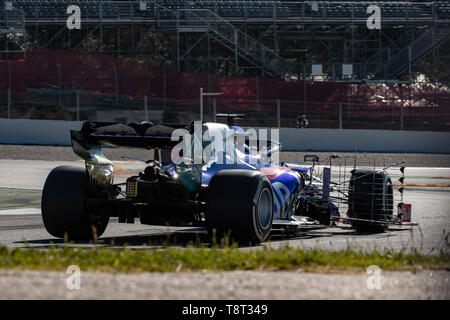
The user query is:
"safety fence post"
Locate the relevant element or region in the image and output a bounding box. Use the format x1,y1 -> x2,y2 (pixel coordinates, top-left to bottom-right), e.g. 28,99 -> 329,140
256,74 -> 259,108
400,104 -> 404,130
213,98 -> 216,122
163,68 -> 166,110
113,65 -> 118,106
7,60 -> 11,118
76,91 -> 80,121
200,87 -> 204,122
57,63 -> 62,106
7,89 -> 11,119
276,99 -> 280,128
144,95 -> 148,121
303,66 -> 307,114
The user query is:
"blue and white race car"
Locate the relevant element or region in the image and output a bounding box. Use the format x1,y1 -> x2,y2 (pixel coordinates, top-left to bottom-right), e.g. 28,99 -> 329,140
41,116 -> 407,244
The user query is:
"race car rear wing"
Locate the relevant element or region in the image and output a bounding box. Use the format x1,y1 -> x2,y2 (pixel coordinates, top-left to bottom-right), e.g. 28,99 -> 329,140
70,121 -> 195,188
71,121 -> 188,150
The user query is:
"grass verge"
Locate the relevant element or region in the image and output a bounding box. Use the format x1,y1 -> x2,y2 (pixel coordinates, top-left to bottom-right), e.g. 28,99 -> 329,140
0,245 -> 449,273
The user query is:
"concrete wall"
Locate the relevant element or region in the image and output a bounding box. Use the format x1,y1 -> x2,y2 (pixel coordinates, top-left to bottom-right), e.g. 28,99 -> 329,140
279,128 -> 450,153
0,119 -> 449,153
0,119 -> 82,146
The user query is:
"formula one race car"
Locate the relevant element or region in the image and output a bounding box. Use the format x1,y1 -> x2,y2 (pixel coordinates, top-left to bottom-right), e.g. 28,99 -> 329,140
41,116 -> 413,244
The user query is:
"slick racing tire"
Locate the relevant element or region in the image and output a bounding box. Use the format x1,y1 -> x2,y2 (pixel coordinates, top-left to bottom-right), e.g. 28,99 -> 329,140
41,166 -> 109,240
206,169 -> 274,245
347,169 -> 394,233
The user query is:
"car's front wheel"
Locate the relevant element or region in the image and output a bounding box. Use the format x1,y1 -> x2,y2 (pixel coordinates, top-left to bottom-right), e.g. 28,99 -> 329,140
206,169 -> 274,245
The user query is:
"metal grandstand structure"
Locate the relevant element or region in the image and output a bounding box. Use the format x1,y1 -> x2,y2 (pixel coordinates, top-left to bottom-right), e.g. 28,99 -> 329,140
0,1 -> 449,129
1,0 -> 449,82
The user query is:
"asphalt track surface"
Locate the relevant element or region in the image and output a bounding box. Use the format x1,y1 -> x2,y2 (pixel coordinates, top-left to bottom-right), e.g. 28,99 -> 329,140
1,144 -> 450,166
0,269 -> 448,299
0,145 -> 449,300
0,146 -> 448,254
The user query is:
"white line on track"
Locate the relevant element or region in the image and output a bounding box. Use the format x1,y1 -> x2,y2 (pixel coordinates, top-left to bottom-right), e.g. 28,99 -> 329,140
0,186 -> 42,191
0,208 -> 41,215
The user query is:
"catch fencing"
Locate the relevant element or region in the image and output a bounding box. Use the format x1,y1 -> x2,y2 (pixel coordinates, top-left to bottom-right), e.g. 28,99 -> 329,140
1,50 -> 449,130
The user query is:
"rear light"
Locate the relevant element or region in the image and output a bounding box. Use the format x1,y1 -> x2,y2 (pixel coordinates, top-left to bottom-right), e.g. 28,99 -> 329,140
126,179 -> 138,197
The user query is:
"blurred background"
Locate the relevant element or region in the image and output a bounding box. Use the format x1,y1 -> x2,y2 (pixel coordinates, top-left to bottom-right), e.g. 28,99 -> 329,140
0,0 -> 449,130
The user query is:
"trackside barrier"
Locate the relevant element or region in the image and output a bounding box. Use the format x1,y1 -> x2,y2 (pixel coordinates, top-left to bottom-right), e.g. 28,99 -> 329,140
0,119 -> 449,153
279,128 -> 450,153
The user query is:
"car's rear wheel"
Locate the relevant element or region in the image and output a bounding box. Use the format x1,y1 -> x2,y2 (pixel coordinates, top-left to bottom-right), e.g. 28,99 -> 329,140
41,165 -> 109,240
206,169 -> 274,245
347,169 -> 394,233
